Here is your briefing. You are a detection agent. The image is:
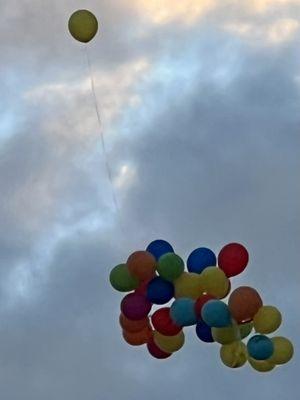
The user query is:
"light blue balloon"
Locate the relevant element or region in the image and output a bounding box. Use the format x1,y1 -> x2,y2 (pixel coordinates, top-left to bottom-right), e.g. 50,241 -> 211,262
247,335 -> 274,360
170,298 -> 197,327
201,300 -> 232,327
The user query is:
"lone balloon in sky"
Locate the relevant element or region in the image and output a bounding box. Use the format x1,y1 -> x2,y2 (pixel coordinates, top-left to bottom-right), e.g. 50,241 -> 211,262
68,10 -> 98,43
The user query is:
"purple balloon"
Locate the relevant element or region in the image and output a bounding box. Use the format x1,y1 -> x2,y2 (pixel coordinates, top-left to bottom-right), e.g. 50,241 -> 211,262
121,293 -> 152,320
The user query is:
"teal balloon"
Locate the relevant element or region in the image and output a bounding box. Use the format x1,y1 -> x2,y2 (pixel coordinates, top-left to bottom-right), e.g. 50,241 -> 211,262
157,253 -> 185,281
247,335 -> 274,361
201,300 -> 232,327
109,264 -> 139,292
170,298 -> 197,326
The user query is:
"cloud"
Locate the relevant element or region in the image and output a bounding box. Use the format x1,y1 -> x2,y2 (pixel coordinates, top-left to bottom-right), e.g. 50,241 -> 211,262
250,0 -> 300,13
132,0 -> 216,25
224,18 -> 299,44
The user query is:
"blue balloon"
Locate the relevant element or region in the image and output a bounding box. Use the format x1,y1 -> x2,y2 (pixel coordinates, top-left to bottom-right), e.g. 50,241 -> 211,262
146,277 -> 174,305
187,247 -> 217,274
247,335 -> 274,360
170,298 -> 197,327
196,320 -> 214,343
146,240 -> 174,261
201,300 -> 232,327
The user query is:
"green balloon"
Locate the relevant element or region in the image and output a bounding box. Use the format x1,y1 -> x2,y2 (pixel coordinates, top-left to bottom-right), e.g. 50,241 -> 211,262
239,322 -> 253,339
68,10 -> 98,43
109,264 -> 139,292
157,253 -> 185,282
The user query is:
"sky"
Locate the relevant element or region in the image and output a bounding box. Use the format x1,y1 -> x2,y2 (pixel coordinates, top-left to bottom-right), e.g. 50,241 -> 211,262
0,0 -> 299,398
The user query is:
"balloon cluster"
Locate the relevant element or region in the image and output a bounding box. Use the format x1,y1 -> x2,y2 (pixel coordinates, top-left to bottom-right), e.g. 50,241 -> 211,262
110,241 -> 293,371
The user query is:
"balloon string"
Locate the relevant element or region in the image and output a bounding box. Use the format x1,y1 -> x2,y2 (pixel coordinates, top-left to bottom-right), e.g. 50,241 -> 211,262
84,46 -> 127,241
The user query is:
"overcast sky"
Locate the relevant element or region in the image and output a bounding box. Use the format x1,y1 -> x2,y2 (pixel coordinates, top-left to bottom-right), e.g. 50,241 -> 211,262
0,0 -> 299,399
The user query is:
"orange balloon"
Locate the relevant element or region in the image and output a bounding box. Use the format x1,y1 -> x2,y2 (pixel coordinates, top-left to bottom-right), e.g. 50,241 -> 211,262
127,251 -> 157,281
119,313 -> 150,333
228,286 -> 263,324
122,326 -> 153,346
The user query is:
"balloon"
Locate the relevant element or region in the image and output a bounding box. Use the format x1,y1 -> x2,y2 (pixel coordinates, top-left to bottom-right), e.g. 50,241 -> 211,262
212,325 -> 240,345
68,10 -> 98,43
247,335 -> 274,360
153,330 -> 185,353
146,240 -> 174,261
239,322 -> 253,339
170,298 -> 197,327
248,357 -> 275,372
157,253 -> 184,282
218,243 -> 249,277
194,294 -> 216,318
268,337 -> 294,365
123,326 -> 153,346
228,286 -> 263,324
127,251 -> 157,281
187,247 -> 217,274
147,336 -> 172,359
121,293 -> 152,321
201,300 -> 232,328
174,272 -> 204,300
253,306 -> 282,334
109,264 -> 139,292
135,275 -> 156,296
220,341 -> 247,368
200,267 -> 230,299
213,320 -> 252,343
151,307 -> 182,336
119,313 -> 150,333
146,277 -> 174,304
195,320 -> 214,343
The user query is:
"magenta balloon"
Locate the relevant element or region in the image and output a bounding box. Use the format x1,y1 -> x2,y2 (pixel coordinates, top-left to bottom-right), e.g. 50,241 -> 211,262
121,293 -> 152,320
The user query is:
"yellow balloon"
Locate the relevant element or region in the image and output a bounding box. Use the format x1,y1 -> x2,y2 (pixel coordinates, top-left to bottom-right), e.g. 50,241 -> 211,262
200,267 -> 230,299
153,330 -> 185,353
214,320 -> 251,344
248,357 -> 275,372
239,322 -> 253,339
212,325 -> 239,344
174,272 -> 204,300
68,10 -> 98,43
253,306 -> 282,334
268,337 -> 294,365
220,341 -> 247,368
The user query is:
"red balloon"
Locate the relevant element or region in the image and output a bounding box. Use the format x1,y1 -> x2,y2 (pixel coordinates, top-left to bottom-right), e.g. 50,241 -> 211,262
123,326 -> 153,346
228,286 -> 263,323
151,307 -> 182,336
119,313 -> 150,333
194,294 -> 216,318
135,274 -> 157,296
218,243 -> 249,277
121,293 -> 152,321
147,336 -> 172,359
127,251 -> 157,281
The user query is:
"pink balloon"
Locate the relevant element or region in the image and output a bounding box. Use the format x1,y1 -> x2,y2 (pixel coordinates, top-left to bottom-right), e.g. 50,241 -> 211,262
121,293 -> 152,321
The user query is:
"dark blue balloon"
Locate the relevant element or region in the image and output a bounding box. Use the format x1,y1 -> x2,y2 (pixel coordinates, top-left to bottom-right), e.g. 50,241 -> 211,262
187,247 -> 216,274
146,277 -> 174,305
146,240 -> 174,261
247,335 -> 274,360
196,320 -> 214,343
